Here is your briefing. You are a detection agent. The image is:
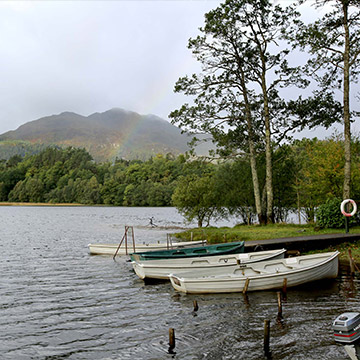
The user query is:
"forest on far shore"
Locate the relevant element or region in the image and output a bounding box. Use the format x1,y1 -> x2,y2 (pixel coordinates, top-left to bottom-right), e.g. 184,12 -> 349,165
0,135 -> 359,227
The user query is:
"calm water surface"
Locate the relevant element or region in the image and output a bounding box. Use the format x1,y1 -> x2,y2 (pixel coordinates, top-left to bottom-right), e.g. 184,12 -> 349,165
0,206 -> 359,359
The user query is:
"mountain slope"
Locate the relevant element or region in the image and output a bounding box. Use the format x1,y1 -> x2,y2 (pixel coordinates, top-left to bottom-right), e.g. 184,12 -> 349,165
0,108 -> 207,162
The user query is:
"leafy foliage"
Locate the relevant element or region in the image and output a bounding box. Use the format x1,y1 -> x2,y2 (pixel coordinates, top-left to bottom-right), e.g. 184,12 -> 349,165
315,197 -> 357,229
0,148 -> 213,208
171,173 -> 224,227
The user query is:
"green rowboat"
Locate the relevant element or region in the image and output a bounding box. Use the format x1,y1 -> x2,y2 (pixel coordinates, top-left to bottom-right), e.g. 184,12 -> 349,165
130,241 -> 245,261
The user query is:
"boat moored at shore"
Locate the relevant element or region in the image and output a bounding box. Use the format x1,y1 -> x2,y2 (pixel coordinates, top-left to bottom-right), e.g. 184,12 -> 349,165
88,239 -> 207,256
130,241 -> 245,261
132,248 -> 286,280
169,251 -> 340,294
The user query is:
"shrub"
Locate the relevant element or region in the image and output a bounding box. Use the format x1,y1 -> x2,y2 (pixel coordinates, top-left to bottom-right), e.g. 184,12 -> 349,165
316,197 -> 357,228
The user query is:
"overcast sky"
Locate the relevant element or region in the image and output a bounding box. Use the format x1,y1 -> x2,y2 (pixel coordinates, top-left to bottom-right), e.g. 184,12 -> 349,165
0,0 -> 357,138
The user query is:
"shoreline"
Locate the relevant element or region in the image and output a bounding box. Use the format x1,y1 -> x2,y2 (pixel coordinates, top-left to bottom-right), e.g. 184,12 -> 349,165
0,202 -> 85,207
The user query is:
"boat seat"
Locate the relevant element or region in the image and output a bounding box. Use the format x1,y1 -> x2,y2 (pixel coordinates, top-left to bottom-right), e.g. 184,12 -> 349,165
284,262 -> 302,269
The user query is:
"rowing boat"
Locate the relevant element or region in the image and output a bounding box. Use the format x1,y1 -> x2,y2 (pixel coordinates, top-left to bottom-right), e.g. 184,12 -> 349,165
169,251 -> 339,294
130,241 -> 245,261
88,239 -> 207,256
132,249 -> 286,280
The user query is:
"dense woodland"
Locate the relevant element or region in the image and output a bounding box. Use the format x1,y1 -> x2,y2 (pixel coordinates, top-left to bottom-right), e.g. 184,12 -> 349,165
1,137 -> 359,227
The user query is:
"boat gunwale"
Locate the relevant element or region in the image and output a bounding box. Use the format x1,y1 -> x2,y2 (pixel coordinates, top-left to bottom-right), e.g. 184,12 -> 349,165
130,241 -> 245,260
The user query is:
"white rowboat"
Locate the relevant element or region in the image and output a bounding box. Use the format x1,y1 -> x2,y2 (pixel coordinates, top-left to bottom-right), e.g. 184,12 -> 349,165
169,251 -> 339,294
88,240 -> 207,256
132,249 -> 286,280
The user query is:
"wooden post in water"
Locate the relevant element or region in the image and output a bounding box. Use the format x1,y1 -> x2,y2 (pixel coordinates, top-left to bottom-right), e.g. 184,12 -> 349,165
243,278 -> 250,294
193,300 -> 198,312
277,291 -> 282,317
131,226 -> 135,253
125,226 -> 128,255
348,249 -> 355,276
169,328 -> 175,353
282,278 -> 287,293
113,226 -> 130,259
264,320 -> 270,356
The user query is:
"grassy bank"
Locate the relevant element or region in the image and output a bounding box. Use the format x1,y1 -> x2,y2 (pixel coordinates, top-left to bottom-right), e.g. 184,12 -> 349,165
173,224 -> 360,262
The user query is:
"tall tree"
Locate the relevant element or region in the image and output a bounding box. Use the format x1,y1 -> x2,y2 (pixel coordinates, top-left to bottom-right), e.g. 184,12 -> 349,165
289,0 -> 360,199
172,173 -> 223,227
170,0 -> 306,224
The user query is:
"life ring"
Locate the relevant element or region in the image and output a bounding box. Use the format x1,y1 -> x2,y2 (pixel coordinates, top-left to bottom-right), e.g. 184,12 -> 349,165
340,199 -> 357,217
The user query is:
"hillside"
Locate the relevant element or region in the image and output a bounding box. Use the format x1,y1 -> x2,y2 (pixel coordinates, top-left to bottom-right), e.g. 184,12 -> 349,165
0,108 -> 211,162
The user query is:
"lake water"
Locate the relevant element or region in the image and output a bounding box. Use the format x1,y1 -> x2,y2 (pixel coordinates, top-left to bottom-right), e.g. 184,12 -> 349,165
0,206 -> 358,360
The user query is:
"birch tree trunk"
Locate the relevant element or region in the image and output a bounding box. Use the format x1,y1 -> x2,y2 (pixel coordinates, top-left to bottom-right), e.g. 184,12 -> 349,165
342,1 -> 351,199
260,59 -> 274,224
240,70 -> 264,224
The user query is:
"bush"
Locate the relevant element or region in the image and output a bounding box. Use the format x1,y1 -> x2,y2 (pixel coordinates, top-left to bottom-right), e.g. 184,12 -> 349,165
316,197 -> 357,229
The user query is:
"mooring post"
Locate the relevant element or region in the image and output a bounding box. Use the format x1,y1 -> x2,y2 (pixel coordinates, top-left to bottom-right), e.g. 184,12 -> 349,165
243,278 -> 250,294
113,226 -> 129,260
193,300 -> 198,312
282,278 -> 287,293
243,293 -> 250,306
131,226 -> 135,253
348,249 -> 355,276
277,291 -> 282,317
125,226 -> 128,255
169,328 -> 175,353
264,320 -> 270,356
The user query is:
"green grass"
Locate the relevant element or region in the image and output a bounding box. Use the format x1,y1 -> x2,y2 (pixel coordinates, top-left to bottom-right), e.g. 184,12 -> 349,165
173,224 -> 360,262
